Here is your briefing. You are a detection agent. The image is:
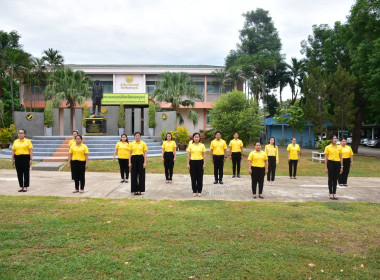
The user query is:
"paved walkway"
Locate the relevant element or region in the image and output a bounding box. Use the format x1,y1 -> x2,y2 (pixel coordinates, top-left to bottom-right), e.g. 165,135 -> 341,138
0,170 -> 379,202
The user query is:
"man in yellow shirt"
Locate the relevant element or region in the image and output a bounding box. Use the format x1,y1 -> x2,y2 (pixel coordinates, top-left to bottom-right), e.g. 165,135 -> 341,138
229,132 -> 244,178
210,131 -> 227,184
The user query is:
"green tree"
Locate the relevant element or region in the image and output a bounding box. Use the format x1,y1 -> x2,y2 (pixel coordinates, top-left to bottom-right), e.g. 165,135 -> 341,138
330,64 -> 358,135
152,72 -> 202,124
42,48 -> 64,73
301,67 -> 330,139
44,100 -> 54,127
274,105 -> 305,138
45,67 -> 92,132
210,90 -> 263,145
118,104 -> 125,129
148,102 -> 156,128
288,58 -> 305,106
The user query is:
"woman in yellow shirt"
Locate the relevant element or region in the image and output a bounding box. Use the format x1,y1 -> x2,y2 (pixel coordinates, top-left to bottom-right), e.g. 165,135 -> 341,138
324,135 -> 343,200
11,129 -> 33,192
68,135 -> 89,193
129,132 -> 148,195
162,132 -> 177,183
248,142 -> 268,199
187,132 -> 206,197
265,137 -> 279,185
68,130 -> 78,180
338,137 -> 354,187
287,138 -> 301,179
229,132 -> 244,178
113,133 -> 130,183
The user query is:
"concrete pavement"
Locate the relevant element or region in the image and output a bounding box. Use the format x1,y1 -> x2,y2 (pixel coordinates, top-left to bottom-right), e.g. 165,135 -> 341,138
0,169 -> 379,202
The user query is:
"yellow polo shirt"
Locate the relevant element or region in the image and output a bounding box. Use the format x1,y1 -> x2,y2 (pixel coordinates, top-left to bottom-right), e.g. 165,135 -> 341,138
210,139 -> 227,155
130,141 -> 148,155
287,144 -> 300,160
188,143 -> 206,160
69,143 -> 89,161
265,144 -> 279,163
229,139 -> 243,153
68,139 -> 76,148
324,144 -> 342,161
115,141 -> 130,159
248,150 -> 268,167
340,145 -> 353,159
12,138 -> 33,155
162,140 -> 177,152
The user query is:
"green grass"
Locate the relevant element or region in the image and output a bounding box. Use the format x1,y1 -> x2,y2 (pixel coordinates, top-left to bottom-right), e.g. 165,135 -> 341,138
0,196 -> 378,279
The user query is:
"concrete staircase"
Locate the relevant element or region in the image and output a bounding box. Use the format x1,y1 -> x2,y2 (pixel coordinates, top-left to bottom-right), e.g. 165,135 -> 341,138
1,136 -> 163,162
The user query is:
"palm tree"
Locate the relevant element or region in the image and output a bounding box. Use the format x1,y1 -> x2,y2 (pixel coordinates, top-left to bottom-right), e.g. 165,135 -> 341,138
45,67 -> 92,132
288,57 -> 305,105
276,62 -> 291,108
152,72 -> 202,124
223,67 -> 245,91
32,57 -> 47,108
42,48 -> 64,73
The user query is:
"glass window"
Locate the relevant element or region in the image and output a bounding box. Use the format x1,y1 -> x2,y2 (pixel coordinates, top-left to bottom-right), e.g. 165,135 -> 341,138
146,81 -> 156,93
207,81 -> 221,94
98,81 -> 113,93
195,82 -> 204,94
206,109 -> 211,125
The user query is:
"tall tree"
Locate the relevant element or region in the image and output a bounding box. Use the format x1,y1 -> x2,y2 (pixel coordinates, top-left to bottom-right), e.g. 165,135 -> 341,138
42,48 -> 64,73
288,58 -> 305,106
152,72 -> 202,124
45,67 -> 92,132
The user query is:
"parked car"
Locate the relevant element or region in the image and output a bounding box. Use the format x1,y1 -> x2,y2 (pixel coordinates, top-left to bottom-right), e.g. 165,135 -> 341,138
347,137 -> 352,144
360,138 -> 369,145
366,139 -> 380,148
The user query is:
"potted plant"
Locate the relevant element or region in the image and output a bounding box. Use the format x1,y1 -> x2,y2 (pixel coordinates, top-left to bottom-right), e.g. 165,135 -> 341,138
44,100 -> 54,136
176,125 -> 189,150
118,104 -> 125,135
82,103 -> 90,135
148,102 -> 156,136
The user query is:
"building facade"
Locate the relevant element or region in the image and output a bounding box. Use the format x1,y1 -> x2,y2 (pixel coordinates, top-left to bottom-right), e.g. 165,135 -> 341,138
21,65 -> 226,136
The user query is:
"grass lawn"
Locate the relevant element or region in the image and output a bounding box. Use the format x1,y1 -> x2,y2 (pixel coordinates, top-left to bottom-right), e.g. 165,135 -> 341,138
0,196 -> 378,279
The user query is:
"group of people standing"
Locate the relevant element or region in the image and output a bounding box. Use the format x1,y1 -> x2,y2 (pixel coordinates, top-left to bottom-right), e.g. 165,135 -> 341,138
11,129 -> 353,200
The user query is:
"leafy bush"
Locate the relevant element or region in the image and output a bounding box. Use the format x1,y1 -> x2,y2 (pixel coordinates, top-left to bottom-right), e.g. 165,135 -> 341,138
0,124 -> 16,144
117,104 -> 125,128
176,126 -> 189,145
148,102 -> 156,128
319,139 -> 331,152
44,100 -> 54,127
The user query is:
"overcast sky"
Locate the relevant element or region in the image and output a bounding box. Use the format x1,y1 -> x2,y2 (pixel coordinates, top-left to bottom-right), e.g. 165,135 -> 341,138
1,0 -> 356,66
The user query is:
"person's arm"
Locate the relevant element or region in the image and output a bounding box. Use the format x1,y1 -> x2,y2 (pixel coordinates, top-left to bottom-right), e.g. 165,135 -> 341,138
324,153 -> 328,173
129,150 -> 132,168
29,149 -> 33,166
265,160 -> 268,174
11,150 -> 15,166
241,146 -> 244,159
85,154 -> 89,169
143,151 -> 147,169
173,146 -> 177,162
210,149 -> 214,161
339,153 -> 343,174
68,153 -> 72,169
298,151 -> 301,161
162,148 -> 165,163
203,152 -> 206,169
276,147 -> 279,165
350,155 -> 353,166
248,160 -> 252,174
287,150 -> 290,162
113,148 -> 118,161
229,146 -> 232,160
187,152 -> 191,170
224,148 -> 227,162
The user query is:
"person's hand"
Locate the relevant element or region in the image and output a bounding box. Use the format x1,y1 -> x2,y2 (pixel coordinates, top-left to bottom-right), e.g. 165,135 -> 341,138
29,160 -> 32,166
265,168 -> 268,174
249,168 -> 252,175
230,155 -> 232,160
113,157 -> 115,161
203,163 -> 206,170
85,163 -> 88,169
68,164 -> 70,170
340,167 -> 343,174
325,168 -> 328,173
11,160 -> 14,166
223,157 -> 227,162
351,162 -> 353,166
129,163 -> 132,168
162,157 -> 164,163
187,164 -> 190,170
288,158 -> 290,162
276,162 -> 278,166
143,162 -> 146,169
174,156 -> 176,162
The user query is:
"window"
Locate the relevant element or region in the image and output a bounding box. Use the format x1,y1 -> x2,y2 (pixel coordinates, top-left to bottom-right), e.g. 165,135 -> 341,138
146,81 -> 156,93
207,81 -> 221,94
206,109 -> 211,125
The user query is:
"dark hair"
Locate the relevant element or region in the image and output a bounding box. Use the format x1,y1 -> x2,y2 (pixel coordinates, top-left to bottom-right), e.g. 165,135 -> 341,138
18,129 -> 26,134
255,141 -> 261,146
341,137 -> 347,141
268,136 -> 276,147
215,131 -> 221,135
234,132 -> 239,135
192,132 -> 201,142
292,137 -> 296,141
330,134 -> 338,140
72,130 -> 79,135
120,133 -> 129,143
134,132 -> 141,137
165,132 -> 173,141
75,135 -> 83,140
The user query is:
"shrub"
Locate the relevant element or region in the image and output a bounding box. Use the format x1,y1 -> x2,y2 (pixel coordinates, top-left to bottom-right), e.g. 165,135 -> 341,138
176,126 -> 189,145
117,104 -> 125,128
148,102 -> 156,128
319,139 -> 331,152
44,100 -> 54,127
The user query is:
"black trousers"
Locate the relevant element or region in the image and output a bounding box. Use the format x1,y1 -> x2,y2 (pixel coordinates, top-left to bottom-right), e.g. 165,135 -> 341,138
231,152 -> 241,175
267,156 -> 277,181
14,155 -> 30,188
71,160 -> 86,190
131,155 -> 145,193
289,160 -> 298,177
251,167 -> 265,195
118,158 -> 129,180
213,155 -> 224,181
164,152 -> 175,180
327,160 -> 340,194
190,160 -> 204,193
338,158 -> 351,185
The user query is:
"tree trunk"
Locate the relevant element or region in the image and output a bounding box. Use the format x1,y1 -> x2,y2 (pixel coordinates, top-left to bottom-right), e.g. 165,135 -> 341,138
70,106 -> 75,133
351,107 -> 363,153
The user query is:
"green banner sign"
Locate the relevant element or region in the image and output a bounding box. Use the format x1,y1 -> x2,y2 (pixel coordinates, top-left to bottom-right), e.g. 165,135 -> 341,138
102,93 -> 149,105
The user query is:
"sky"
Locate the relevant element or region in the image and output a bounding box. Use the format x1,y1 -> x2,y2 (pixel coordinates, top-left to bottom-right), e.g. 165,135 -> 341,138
1,0 -> 356,99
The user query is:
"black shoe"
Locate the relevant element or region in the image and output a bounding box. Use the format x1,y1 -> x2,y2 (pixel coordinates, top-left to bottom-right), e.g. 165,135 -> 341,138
293,177 -> 297,179
290,177 -> 293,179
333,197 -> 338,200
232,175 -> 236,178
120,180 -> 125,183
219,180 -> 223,184
18,189 -> 24,192
329,197 -> 334,200
253,196 -> 257,199
259,195 -> 264,199
214,180 -> 218,184
237,174 -> 241,178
